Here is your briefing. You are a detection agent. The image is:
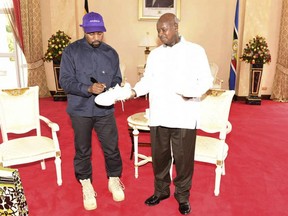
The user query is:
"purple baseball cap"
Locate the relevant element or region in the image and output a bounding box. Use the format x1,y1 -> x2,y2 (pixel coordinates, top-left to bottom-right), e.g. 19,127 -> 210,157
80,12 -> 106,33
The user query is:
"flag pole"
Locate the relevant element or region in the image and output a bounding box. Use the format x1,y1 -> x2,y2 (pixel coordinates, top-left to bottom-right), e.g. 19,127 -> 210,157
229,0 -> 239,90
85,0 -> 89,14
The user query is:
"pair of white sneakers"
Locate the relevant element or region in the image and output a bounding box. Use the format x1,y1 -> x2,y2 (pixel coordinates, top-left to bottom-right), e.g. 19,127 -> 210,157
80,177 -> 125,211
95,82 -> 132,106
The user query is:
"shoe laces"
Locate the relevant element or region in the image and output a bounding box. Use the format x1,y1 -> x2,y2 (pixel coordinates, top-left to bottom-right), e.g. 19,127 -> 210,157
105,85 -> 125,111
109,177 -> 125,191
119,83 -> 132,111
109,83 -> 131,111
80,179 -> 96,199
121,100 -> 125,111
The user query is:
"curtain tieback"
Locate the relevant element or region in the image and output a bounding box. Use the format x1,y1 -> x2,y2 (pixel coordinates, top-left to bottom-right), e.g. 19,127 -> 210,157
27,59 -> 44,70
276,63 -> 288,75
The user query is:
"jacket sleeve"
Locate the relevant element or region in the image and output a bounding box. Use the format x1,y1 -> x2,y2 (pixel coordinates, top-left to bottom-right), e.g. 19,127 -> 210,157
59,47 -> 92,98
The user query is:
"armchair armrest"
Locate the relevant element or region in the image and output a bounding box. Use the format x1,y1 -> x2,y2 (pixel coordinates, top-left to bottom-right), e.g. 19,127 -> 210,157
39,115 -> 60,131
215,77 -> 224,84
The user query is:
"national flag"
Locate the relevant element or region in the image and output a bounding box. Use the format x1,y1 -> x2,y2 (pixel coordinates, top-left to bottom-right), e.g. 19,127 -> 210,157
84,0 -> 89,14
229,0 -> 239,90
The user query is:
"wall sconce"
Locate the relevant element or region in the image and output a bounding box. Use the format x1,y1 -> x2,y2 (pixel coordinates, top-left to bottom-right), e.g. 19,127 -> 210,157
139,32 -> 157,61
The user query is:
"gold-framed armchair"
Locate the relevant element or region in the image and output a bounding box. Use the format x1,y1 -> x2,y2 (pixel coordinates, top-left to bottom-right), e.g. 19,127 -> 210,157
195,89 -> 235,196
209,62 -> 224,89
0,86 -> 62,186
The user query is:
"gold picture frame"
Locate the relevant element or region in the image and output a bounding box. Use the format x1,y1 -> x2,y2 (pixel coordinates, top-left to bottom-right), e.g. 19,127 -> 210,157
138,0 -> 181,21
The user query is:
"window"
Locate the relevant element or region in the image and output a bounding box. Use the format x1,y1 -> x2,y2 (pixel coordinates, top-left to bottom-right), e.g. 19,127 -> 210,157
0,6 -> 27,89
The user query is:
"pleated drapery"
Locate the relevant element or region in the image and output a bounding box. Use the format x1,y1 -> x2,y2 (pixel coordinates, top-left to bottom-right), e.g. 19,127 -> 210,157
20,0 -> 49,97
271,0 -> 288,102
2,0 -> 50,97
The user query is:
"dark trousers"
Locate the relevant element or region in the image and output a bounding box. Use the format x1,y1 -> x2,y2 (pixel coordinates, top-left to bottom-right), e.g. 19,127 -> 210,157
70,113 -> 122,181
150,126 -> 196,203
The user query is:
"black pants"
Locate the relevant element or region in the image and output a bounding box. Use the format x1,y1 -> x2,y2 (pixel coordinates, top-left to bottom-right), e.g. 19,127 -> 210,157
70,113 -> 122,181
150,126 -> 196,203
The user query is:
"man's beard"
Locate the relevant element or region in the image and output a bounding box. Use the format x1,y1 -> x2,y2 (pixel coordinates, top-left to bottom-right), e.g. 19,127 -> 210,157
90,41 -> 101,48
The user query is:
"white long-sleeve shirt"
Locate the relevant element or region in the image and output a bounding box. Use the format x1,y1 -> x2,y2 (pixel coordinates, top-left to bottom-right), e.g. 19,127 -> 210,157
133,37 -> 213,129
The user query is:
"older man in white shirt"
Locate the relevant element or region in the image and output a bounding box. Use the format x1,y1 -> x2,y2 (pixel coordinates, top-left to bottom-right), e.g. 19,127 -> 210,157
131,13 -> 213,215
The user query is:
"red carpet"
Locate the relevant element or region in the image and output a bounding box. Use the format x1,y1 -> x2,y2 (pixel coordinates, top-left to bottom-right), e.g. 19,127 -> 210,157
1,97 -> 288,216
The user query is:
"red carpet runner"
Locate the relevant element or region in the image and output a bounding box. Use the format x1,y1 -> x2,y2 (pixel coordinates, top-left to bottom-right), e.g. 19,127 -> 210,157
1,97 -> 288,216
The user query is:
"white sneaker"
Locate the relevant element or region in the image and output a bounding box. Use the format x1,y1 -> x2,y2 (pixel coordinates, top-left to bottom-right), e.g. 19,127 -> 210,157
95,82 -> 132,106
80,179 -> 97,210
108,177 -> 125,202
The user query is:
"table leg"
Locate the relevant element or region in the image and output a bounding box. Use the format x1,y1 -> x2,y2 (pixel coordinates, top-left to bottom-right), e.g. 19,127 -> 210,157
132,127 -> 139,178
129,129 -> 134,160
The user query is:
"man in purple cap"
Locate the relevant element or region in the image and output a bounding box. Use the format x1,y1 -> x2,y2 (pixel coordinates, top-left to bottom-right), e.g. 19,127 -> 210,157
59,12 -> 125,211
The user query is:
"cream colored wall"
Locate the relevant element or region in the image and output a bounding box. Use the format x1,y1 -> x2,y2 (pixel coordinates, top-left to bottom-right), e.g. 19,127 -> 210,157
41,0 -> 79,91
237,0 -> 282,96
41,0 -> 282,97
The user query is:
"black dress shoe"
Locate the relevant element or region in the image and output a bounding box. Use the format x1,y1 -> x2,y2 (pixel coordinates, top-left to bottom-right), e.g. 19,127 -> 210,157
179,202 -> 191,215
144,194 -> 170,206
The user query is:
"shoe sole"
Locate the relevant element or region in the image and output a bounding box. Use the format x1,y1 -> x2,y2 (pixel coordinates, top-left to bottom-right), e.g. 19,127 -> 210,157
145,195 -> 170,206
109,187 -> 125,202
95,95 -> 115,106
112,196 -> 125,202
84,204 -> 97,211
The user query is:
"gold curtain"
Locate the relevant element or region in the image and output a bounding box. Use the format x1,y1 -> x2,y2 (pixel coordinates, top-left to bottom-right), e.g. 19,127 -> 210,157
271,0 -> 288,102
19,0 -> 50,97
